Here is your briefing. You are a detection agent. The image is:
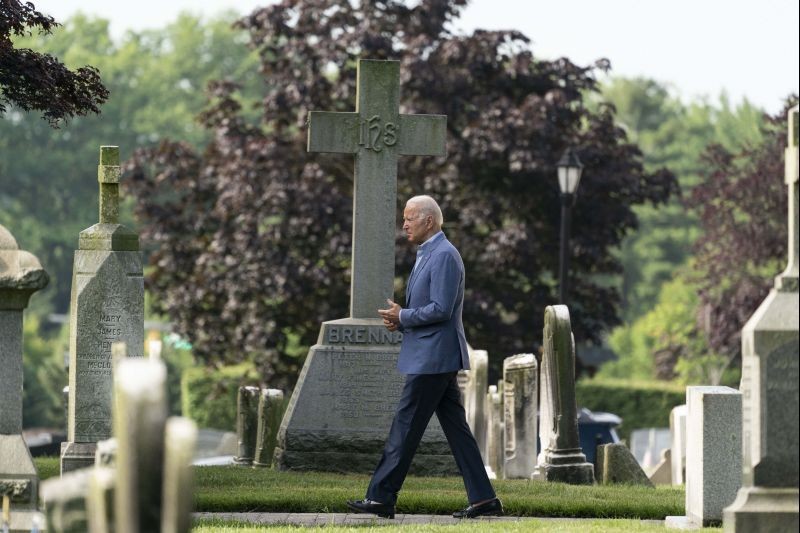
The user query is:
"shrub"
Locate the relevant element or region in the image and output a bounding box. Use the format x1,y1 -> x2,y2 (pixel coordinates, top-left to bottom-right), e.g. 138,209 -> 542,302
180,362 -> 261,431
576,378 -> 686,443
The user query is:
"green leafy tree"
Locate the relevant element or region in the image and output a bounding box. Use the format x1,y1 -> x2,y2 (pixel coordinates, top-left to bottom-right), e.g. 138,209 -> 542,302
688,97 -> 798,367
125,0 -> 676,383
601,78 -> 764,322
22,315 -> 66,428
1,0 -> 107,124
0,12 -> 262,317
600,269 -> 735,385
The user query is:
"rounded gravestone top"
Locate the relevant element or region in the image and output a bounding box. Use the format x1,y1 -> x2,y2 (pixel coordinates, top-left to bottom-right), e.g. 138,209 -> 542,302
0,224 -> 19,250
0,223 -> 48,295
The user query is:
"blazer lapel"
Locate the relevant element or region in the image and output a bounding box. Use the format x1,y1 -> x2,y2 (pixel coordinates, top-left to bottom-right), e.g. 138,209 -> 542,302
406,254 -> 431,299
405,235 -> 446,302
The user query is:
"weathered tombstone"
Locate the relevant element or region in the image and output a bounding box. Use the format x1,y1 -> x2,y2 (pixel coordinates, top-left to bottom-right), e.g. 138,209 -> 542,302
41,469 -> 92,533
61,146 -> 144,474
86,467 -> 114,533
630,427 -> 671,472
670,404 -> 687,485
0,224 -> 49,533
233,386 -> 260,465
595,443 -> 654,487
113,358 -> 167,533
274,59 -> 456,474
649,449 -> 673,485
94,438 -> 117,467
666,386 -> 742,528
456,370 -> 470,404
161,417 -> 198,533
253,389 -> 284,468
535,345 -> 554,479
485,385 -> 503,479
502,353 -> 538,479
724,105 -> 800,532
535,305 -> 594,485
465,349 -> 489,460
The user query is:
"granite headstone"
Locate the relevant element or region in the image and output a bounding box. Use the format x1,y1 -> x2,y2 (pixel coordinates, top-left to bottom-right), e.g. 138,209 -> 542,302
233,386 -> 260,465
670,404 -> 687,485
0,224 -> 49,533
502,353 -> 538,479
485,384 -> 503,479
253,389 -> 284,468
596,443 -> 654,487
723,104 -> 799,532
465,349 -> 489,461
61,146 -> 144,474
535,305 -> 594,485
114,358 -> 167,533
667,386 -> 742,528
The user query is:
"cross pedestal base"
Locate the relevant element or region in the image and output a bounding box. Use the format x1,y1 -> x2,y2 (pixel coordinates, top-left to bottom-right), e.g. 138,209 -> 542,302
723,486 -> 799,532
274,318 -> 458,476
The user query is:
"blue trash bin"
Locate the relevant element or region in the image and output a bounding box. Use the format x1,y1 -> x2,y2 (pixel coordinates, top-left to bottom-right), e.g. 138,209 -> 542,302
577,407 -> 621,465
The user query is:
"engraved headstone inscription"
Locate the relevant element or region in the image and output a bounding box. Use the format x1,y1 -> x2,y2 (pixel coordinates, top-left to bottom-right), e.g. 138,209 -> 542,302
274,59 -> 456,474
61,146 -> 144,474
723,105 -> 799,531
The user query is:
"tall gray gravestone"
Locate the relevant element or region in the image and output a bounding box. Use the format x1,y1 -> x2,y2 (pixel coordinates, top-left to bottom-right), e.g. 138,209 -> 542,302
535,305 -> 594,485
502,353 -> 538,479
233,386 -> 260,465
0,224 -> 49,533
114,358 -> 167,533
724,105 -> 800,531
485,384 -> 503,479
465,348 -> 489,460
274,59 -> 457,474
61,146 -> 144,474
253,389 -> 284,468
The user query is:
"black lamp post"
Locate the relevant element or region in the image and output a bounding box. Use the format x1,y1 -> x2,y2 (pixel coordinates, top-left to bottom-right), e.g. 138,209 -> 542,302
557,148 -> 583,304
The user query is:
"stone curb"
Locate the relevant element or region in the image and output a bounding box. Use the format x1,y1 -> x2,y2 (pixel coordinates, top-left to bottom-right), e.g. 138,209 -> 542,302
194,512 -> 667,527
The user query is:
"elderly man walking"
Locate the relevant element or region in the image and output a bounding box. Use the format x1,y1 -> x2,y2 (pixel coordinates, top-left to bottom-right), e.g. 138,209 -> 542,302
346,195 -> 502,519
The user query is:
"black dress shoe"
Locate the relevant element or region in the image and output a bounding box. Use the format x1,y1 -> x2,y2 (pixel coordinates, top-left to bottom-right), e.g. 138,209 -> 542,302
346,499 -> 396,519
452,497 -> 504,518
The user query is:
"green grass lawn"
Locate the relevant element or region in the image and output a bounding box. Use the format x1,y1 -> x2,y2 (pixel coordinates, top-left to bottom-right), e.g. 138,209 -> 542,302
37,457 -> 683,520
192,518 -> 723,532
192,466 -> 682,519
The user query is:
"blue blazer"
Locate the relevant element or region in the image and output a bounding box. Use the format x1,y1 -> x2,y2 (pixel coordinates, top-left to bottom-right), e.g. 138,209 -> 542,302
397,232 -> 470,374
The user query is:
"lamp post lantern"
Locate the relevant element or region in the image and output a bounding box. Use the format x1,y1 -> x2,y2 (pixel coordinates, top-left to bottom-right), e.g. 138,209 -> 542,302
556,148 -> 583,304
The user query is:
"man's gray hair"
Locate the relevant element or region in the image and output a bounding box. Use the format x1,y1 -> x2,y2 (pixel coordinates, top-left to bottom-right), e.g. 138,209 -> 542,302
406,195 -> 444,226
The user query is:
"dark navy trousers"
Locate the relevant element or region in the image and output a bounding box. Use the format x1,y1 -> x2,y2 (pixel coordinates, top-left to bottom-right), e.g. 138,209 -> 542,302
366,372 -> 496,506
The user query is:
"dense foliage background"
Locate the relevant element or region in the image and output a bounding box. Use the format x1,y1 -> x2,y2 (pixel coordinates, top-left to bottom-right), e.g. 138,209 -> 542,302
1,0 -> 794,427
124,0 -> 676,385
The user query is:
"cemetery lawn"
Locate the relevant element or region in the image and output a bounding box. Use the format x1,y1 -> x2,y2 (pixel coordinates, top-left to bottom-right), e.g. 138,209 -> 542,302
36,458 -> 682,519
193,518 -> 722,532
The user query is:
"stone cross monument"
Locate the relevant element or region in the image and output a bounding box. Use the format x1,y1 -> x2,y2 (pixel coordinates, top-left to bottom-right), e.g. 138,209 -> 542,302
1,225 -> 49,533
61,146 -> 144,474
723,106 -> 799,530
306,59 -> 446,318
274,59 -> 456,474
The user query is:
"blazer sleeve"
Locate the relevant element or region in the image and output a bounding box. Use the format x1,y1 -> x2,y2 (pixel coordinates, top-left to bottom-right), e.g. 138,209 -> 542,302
400,252 -> 460,328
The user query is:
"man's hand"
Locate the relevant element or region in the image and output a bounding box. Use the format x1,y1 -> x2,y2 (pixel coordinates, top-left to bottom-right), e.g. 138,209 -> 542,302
378,299 -> 402,331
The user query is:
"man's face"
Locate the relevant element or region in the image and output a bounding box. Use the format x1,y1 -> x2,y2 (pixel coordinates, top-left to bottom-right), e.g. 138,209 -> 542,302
403,205 -> 433,245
